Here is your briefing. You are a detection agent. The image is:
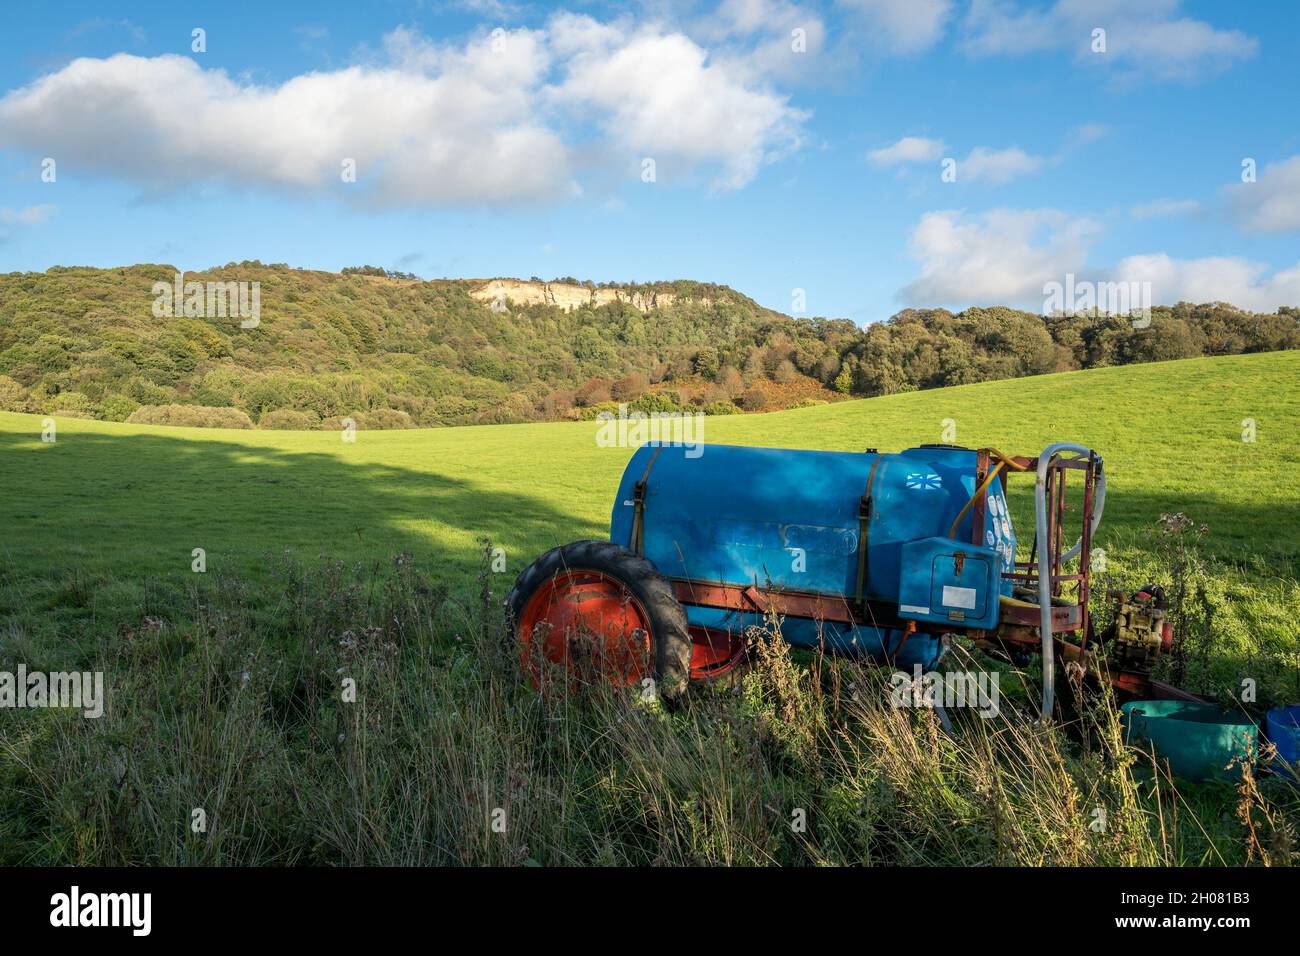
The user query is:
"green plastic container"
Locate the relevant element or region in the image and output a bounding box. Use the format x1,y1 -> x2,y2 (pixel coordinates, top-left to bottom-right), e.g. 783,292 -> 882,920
1121,700 -> 1258,783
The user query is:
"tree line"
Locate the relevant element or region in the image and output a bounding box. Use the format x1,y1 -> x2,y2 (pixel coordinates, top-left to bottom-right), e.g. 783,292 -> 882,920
0,263 -> 1294,429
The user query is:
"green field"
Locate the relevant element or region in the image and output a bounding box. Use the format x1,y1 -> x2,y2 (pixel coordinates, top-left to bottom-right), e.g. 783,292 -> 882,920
2,352 -> 1298,865
4,350 -> 1298,577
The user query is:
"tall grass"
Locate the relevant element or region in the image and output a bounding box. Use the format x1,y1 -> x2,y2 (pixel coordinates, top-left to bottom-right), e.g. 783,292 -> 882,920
1,553 -> 1296,866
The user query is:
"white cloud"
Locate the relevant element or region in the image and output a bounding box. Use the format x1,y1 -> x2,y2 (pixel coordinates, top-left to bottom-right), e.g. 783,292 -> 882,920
899,208 -> 1098,306
959,146 -> 1043,184
838,0 -> 953,54
960,0 -> 1061,55
1227,155 -> 1300,234
1063,122 -> 1109,149
898,206 -> 1300,311
1114,253 -> 1300,312
0,43 -> 568,207
962,0 -> 1257,79
549,15 -> 807,191
1130,198 -> 1201,220
1114,16 -> 1258,75
0,205 -> 55,225
867,138 -> 1043,185
708,0 -> 787,36
867,136 -> 946,166
699,0 -> 830,79
0,17 -> 809,206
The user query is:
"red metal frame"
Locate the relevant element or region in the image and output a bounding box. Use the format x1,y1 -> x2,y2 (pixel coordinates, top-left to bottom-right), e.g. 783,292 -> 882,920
669,578 -> 907,629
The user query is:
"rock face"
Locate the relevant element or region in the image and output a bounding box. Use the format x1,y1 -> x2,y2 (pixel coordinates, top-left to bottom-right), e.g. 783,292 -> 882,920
470,279 -> 703,314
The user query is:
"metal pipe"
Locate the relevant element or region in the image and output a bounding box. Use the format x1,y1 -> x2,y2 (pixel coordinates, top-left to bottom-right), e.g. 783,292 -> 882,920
1035,442 -> 1103,722
1061,457 -> 1105,564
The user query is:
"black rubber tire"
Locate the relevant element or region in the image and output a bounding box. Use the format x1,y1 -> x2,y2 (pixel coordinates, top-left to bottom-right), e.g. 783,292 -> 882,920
507,540 -> 692,703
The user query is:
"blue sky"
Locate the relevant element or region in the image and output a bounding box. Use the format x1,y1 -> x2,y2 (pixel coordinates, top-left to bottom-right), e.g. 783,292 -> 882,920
0,0 -> 1296,324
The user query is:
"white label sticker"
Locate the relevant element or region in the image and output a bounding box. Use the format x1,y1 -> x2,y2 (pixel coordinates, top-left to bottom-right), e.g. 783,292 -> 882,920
899,604 -> 930,616
942,585 -> 977,610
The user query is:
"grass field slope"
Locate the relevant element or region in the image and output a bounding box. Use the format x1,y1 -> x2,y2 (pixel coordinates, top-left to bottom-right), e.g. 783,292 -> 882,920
1,352 -> 1297,866
3,351 -> 1297,576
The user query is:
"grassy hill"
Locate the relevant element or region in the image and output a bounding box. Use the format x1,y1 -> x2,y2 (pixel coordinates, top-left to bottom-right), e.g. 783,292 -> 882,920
1,350 -> 1295,567
2,351 -> 1297,866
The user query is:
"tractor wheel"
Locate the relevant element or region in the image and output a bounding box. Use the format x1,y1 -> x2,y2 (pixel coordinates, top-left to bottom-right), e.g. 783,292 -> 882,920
508,540 -> 691,704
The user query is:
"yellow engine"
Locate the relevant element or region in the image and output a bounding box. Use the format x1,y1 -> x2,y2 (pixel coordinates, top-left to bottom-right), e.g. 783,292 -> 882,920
1106,588 -> 1173,673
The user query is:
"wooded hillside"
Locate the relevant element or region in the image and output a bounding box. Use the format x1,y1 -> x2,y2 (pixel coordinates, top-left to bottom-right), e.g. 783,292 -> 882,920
0,262 -> 1295,428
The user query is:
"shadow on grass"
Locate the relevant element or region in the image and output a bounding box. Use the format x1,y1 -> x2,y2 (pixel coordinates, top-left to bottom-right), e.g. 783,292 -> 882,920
0,426 -> 607,644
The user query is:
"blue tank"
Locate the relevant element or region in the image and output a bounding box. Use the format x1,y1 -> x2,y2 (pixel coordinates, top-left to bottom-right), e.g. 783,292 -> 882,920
609,443 -> 1017,670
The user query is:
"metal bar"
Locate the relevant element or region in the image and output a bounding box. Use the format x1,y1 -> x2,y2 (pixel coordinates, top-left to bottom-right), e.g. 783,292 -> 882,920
1147,678 -> 1211,703
1003,572 -> 1086,582
1003,455 -> 1091,473
1052,467 -> 1066,598
972,448 -> 990,547
998,602 -> 1083,632
669,579 -> 907,630
1044,464 -> 1055,599
1057,468 -> 1065,596
1078,453 -> 1096,653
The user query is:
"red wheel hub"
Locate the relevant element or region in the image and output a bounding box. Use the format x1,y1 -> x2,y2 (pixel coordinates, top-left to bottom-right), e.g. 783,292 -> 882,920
688,626 -> 747,680
518,570 -> 653,690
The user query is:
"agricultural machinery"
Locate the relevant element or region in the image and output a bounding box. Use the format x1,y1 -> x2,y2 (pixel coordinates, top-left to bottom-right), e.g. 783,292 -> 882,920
509,440 -> 1197,722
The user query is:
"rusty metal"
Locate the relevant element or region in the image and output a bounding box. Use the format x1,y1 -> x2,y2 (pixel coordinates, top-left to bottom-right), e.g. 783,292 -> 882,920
1147,678 -> 1209,702
999,601 -> 1083,632
972,448 -> 990,548
671,578 -> 908,630
1078,453 -> 1096,653
1050,466 -> 1065,598
742,585 -> 770,613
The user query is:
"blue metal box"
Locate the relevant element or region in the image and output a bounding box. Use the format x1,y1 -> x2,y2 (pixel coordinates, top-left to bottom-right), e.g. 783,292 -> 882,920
896,536 -> 1001,630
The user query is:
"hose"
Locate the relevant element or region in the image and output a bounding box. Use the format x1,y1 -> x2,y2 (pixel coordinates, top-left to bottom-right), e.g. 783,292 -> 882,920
946,450 -> 1029,540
